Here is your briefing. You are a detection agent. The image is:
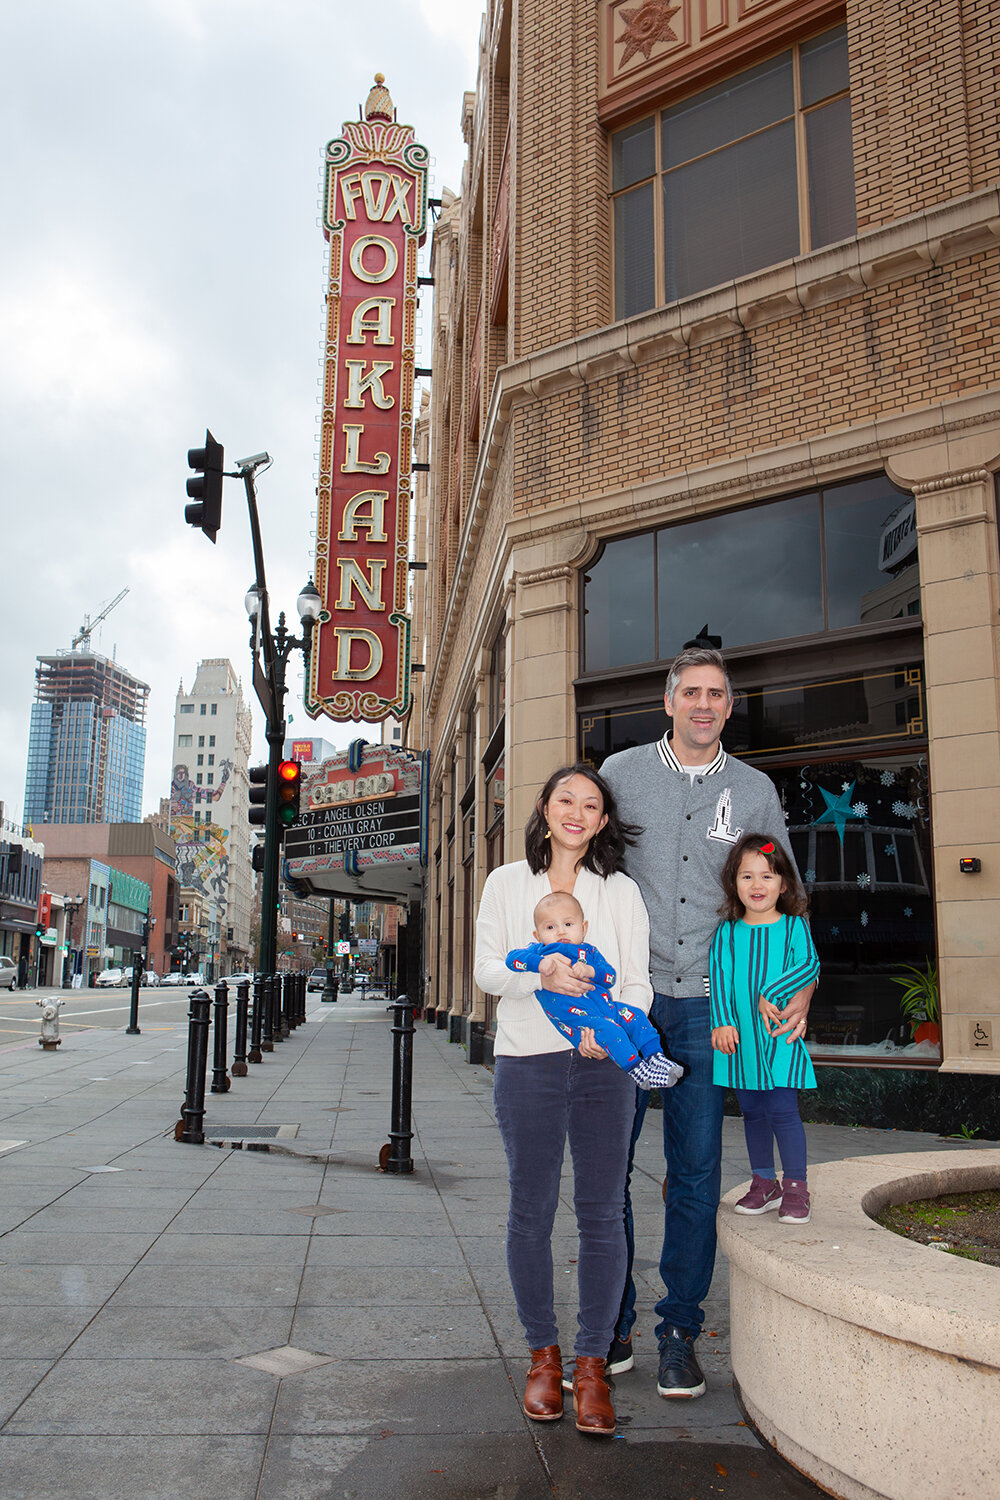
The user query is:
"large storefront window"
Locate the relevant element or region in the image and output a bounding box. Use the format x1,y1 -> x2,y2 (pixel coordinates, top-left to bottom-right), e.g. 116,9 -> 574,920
583,474 -> 918,673
612,24 -> 856,317
582,699 -> 936,1065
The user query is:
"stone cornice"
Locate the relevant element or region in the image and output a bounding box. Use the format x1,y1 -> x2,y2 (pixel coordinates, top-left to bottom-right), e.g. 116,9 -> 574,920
426,187 -> 1000,713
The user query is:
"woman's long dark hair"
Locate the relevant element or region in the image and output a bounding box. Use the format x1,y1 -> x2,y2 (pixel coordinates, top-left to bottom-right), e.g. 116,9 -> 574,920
524,763 -> 642,877
717,833 -> 809,922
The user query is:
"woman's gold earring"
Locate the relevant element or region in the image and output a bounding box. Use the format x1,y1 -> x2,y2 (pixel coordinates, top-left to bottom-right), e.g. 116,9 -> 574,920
544,829 -> 551,840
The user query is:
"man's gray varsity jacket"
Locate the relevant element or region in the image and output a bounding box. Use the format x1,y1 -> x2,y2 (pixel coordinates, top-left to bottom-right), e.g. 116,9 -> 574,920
600,736 -> 793,998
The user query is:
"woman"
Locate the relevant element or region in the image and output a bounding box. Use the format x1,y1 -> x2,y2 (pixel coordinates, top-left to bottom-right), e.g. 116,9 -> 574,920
474,763 -> 651,1437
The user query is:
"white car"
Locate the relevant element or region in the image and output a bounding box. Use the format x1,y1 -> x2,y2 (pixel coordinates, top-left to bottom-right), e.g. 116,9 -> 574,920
142,970 -> 161,987
223,972 -> 254,988
96,968 -> 124,988
0,956 -> 17,991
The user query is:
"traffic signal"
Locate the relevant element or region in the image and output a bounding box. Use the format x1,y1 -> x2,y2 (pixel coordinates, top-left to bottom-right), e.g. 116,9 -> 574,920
7,844 -> 22,877
277,759 -> 301,830
339,910 -> 350,939
249,764 -> 268,828
251,843 -> 264,873
185,429 -> 225,542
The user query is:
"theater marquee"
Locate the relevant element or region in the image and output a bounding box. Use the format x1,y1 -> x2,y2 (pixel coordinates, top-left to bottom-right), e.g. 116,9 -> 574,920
306,74 -> 428,723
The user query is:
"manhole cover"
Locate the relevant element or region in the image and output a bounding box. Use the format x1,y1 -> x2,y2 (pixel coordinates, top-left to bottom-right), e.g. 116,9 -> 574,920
205,1125 -> 299,1140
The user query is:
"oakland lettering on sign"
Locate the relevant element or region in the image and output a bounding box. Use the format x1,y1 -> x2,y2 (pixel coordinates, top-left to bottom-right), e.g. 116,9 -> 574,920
305,75 -> 428,724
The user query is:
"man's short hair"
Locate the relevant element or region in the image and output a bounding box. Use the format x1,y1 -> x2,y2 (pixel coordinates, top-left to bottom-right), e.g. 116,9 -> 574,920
665,647 -> 733,704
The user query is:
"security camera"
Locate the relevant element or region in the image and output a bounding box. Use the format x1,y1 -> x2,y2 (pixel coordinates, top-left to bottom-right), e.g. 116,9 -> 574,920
236,451 -> 271,470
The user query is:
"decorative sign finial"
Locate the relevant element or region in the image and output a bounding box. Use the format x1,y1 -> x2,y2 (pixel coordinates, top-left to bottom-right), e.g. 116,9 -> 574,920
365,73 -> 394,122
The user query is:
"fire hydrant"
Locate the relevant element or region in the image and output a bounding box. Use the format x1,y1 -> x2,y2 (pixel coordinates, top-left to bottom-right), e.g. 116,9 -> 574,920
37,996 -> 65,1049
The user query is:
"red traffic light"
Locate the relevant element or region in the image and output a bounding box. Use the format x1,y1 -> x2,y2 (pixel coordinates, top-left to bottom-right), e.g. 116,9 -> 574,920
277,760 -> 301,827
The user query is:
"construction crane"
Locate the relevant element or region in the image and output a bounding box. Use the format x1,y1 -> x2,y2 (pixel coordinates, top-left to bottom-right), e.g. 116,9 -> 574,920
71,588 -> 129,651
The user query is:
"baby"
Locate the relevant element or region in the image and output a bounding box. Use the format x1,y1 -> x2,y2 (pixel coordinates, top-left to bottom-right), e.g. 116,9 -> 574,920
506,891 -> 683,1090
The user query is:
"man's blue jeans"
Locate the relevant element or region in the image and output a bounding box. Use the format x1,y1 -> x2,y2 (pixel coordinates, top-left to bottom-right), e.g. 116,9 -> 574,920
615,993 -> 724,1343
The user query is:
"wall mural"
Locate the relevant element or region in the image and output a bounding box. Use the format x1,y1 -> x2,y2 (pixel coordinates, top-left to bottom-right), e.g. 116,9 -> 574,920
169,759 -> 234,909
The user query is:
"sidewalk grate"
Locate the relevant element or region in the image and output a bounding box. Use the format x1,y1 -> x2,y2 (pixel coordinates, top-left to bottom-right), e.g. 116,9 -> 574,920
205,1125 -> 299,1140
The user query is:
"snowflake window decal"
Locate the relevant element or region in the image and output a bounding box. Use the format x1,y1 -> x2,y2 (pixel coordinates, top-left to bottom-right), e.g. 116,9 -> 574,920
892,800 -> 916,819
860,910 -> 869,927
851,802 -> 868,818
880,770 -> 895,787
857,872 -> 871,888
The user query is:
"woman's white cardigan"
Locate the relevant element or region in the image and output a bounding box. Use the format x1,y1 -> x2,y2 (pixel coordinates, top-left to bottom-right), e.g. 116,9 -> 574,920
473,860 -> 654,1057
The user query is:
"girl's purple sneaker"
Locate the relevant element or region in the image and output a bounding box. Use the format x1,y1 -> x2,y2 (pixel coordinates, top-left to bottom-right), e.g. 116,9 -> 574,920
734,1174 -> 782,1215
778,1179 -> 811,1223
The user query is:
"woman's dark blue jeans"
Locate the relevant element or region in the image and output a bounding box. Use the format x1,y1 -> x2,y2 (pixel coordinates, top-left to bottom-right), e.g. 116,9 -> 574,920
493,1049 -> 636,1357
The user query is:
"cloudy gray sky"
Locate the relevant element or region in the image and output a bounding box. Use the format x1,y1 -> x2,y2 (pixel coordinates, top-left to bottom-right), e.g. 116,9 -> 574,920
1,0 -> 481,825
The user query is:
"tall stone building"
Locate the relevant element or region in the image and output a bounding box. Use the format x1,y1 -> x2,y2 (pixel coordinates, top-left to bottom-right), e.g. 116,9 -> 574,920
169,660 -> 253,976
422,0 -> 1000,1080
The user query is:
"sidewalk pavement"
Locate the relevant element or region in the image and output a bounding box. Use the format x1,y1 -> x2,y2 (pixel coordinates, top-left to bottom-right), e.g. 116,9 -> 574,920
0,995 -> 981,1500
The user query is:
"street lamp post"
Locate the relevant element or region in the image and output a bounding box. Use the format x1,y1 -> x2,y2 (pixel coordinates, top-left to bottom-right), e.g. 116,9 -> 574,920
241,457 -> 322,980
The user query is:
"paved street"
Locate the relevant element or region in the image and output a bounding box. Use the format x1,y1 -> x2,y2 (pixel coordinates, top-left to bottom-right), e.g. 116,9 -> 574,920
0,995 -> 981,1499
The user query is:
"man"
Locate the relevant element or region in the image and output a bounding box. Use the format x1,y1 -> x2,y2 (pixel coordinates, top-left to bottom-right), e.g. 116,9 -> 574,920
600,646 -> 812,1399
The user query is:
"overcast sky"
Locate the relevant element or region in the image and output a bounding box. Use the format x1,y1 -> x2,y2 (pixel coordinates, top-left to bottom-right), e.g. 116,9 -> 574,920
1,0 -> 482,827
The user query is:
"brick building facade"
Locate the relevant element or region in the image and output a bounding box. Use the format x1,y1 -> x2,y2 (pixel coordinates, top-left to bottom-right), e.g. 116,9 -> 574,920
422,0 -> 1000,1076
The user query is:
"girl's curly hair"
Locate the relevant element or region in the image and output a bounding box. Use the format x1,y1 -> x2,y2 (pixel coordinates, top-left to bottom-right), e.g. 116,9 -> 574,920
718,833 -> 809,923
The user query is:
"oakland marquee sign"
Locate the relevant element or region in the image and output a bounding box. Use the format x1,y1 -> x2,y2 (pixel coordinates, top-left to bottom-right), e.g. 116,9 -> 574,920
305,74 -> 428,724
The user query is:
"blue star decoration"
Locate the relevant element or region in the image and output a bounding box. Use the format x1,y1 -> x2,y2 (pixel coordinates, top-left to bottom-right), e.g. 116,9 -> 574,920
813,780 -> 865,845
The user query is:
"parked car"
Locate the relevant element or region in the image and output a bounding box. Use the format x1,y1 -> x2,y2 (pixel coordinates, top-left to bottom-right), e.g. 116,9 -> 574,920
162,972 -> 185,986
96,968 -> 124,988
223,972 -> 254,988
0,956 -> 17,991
142,970 -> 161,987
185,973 -> 206,987
306,968 -> 328,992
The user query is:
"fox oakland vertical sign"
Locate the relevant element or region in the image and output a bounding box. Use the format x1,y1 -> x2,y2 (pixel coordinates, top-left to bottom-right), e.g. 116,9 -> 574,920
307,76 -> 428,723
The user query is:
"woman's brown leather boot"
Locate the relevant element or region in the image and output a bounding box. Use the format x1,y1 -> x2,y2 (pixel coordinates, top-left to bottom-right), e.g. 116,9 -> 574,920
572,1354 -> 616,1436
523,1345 -> 563,1420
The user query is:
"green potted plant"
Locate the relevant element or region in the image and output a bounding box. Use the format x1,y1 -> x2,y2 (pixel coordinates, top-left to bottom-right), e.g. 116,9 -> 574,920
891,961 -> 940,1045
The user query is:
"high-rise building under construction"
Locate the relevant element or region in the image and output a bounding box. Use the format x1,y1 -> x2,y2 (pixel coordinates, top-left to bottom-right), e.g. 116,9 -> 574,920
24,652 -> 148,826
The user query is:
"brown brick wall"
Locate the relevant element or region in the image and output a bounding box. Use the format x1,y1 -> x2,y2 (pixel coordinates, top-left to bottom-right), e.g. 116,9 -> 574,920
510,250 -> 1000,516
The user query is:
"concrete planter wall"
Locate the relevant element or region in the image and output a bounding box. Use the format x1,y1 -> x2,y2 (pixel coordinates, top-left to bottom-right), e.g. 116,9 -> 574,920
718,1150 -> 1000,1500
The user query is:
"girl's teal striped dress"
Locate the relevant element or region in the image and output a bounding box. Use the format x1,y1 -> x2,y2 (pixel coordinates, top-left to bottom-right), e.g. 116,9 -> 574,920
709,914 -> 819,1090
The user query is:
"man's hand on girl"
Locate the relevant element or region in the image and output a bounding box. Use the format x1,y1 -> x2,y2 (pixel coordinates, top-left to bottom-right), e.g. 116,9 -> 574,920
711,1025 -> 739,1054
767,984 -> 814,1043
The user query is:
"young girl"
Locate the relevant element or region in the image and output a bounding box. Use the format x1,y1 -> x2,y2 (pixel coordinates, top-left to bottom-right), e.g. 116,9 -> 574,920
709,834 -> 819,1224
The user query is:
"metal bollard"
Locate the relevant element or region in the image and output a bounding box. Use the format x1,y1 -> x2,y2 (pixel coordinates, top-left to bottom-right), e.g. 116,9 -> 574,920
210,981 -> 231,1093
268,975 -> 282,1044
384,994 -> 415,1174
248,976 -> 263,1064
126,959 -> 141,1035
296,972 -> 306,1025
284,972 -> 296,1032
280,974 -> 291,1039
231,980 -> 250,1077
261,975 -> 275,1051
176,989 -> 211,1143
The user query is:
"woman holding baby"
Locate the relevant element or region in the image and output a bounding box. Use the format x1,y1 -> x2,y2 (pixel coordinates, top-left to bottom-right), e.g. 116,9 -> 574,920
473,762 -> 654,1438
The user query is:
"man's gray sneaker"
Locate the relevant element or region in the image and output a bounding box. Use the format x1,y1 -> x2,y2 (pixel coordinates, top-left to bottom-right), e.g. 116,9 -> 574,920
656,1327 -> 706,1398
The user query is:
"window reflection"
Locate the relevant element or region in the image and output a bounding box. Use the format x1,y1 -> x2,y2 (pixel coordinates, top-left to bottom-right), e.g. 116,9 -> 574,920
583,532 -> 656,672
582,472 -> 918,670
